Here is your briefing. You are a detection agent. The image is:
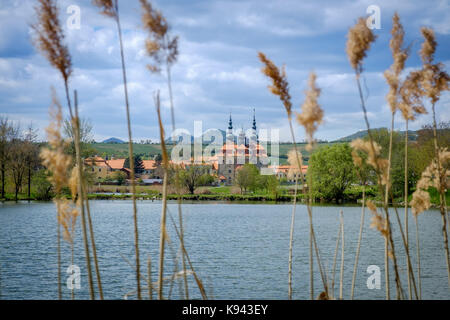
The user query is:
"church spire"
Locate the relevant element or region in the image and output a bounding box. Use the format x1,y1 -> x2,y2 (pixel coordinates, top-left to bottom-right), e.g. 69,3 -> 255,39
252,108 -> 256,130
228,113 -> 233,130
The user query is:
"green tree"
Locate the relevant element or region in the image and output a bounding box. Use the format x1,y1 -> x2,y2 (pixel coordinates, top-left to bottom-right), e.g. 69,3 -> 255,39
309,143 -> 356,203
124,155 -> 145,174
235,164 -> 259,194
63,117 -> 98,158
24,124 -> 40,199
32,169 -> 53,200
154,153 -> 163,165
258,174 -> 279,196
0,117 -> 19,199
10,139 -> 28,201
113,171 -> 127,185
173,165 -> 207,194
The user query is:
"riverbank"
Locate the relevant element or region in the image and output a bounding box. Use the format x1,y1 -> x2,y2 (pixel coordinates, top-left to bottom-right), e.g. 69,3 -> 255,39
1,192 -> 446,208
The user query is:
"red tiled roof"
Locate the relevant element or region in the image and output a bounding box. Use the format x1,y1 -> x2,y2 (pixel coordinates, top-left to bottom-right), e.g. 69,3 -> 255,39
142,160 -> 156,170
85,157 -> 109,168
106,159 -> 125,169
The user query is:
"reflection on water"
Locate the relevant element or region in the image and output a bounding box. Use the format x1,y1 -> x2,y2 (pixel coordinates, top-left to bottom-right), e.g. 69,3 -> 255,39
0,200 -> 448,299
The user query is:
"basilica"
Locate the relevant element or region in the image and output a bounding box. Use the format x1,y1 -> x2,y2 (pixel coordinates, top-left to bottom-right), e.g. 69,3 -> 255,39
216,111 -> 269,185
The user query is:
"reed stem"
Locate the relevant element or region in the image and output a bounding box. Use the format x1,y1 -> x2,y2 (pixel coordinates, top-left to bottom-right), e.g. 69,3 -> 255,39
178,198 -> 189,299
168,213 -> 208,299
331,220 -> 341,298
339,210 -> 345,300
75,90 -> 103,300
65,86 -> 94,300
430,102 -> 450,286
404,120 -> 412,299
351,187 -> 365,299
114,1 -> 141,299
148,256 -> 153,300
414,214 -> 422,299
354,72 -> 390,299
288,177 -> 298,300
57,219 -> 61,299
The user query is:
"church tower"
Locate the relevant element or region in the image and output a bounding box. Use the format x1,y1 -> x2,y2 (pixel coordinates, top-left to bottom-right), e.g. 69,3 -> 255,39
226,113 -> 234,143
251,108 -> 258,143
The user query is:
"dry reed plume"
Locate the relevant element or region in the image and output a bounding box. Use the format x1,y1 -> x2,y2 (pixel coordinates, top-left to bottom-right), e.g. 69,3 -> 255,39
296,72 -> 324,151
416,27 -> 450,286
411,148 -> 450,216
258,52 -> 292,118
32,0 -> 72,85
350,139 -> 389,186
346,17 -> 377,74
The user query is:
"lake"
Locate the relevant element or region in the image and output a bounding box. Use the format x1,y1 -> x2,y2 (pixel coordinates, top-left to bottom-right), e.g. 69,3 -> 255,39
0,200 -> 449,300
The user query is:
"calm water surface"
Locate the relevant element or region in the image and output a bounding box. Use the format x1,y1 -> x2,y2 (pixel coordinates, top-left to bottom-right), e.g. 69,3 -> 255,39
0,200 -> 449,300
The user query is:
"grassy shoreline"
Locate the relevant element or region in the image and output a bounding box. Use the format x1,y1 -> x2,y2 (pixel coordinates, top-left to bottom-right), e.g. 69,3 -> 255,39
1,191 -> 447,208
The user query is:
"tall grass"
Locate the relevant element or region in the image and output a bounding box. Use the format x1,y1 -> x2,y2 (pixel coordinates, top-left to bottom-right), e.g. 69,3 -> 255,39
93,0 -> 142,299
258,55 -> 328,299
33,0 -> 102,299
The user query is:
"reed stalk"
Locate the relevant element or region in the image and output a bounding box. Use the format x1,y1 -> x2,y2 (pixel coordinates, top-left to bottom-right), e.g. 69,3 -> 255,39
431,103 -> 450,286
404,120 -> 412,299
390,200 -> 418,299
414,214 -> 422,299
350,186 -> 365,299
113,1 -> 142,299
71,96 -> 95,300
339,210 -> 345,300
178,199 -> 189,299
385,113 -> 403,300
287,120 -> 316,299
75,91 -> 104,299
331,220 -> 341,297
155,92 -> 169,299
71,236 -> 74,300
57,221 -> 61,299
168,213 -> 207,299
148,256 -> 153,300
158,163 -> 168,300
354,73 -> 390,299
288,176 -> 298,300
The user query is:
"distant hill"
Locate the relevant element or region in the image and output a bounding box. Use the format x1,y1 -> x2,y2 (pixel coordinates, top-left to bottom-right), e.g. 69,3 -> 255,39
334,128 -> 419,142
102,137 -> 125,144
165,129 -> 227,144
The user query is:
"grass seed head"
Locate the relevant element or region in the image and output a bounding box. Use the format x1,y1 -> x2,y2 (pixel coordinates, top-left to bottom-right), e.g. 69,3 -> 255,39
346,17 -> 377,73
32,0 -> 72,82
296,72 -> 323,151
258,52 -> 292,118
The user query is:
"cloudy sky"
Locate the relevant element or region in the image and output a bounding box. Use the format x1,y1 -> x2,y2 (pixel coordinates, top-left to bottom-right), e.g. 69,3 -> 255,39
0,0 -> 449,142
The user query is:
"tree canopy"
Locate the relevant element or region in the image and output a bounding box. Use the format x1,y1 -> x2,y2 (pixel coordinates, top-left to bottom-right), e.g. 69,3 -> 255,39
308,143 -> 356,203
124,155 -> 145,174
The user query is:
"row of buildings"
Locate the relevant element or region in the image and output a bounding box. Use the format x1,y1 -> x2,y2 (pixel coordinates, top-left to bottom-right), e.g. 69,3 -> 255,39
85,112 -> 307,185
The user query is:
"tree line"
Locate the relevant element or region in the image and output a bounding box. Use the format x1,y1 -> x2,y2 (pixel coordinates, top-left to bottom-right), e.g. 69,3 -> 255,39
0,118 -> 42,201
307,123 -> 450,203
